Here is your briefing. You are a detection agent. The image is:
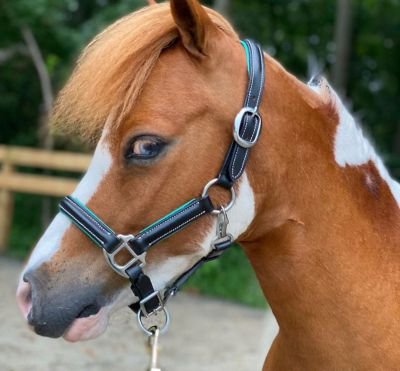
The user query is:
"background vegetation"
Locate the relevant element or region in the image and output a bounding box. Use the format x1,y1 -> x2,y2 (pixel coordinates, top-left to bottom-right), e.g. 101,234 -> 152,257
1,0 -> 399,307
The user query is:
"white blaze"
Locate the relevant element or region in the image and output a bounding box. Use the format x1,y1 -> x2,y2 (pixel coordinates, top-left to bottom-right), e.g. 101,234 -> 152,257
23,137 -> 112,274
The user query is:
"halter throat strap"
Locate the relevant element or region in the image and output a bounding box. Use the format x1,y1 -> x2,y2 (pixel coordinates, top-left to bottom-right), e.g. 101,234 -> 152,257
58,39 -> 265,319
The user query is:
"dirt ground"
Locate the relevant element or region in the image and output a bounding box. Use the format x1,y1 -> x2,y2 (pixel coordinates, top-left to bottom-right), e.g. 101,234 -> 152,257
0,257 -> 278,371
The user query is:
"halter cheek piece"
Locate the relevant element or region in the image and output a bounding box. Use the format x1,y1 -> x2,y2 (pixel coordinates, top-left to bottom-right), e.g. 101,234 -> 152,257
59,39 -> 265,322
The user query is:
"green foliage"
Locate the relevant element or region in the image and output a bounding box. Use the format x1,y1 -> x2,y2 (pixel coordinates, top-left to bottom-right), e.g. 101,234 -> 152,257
227,0 -> 400,156
1,0 -> 399,307
186,245 -> 266,307
7,194 -> 45,259
0,0 -> 146,145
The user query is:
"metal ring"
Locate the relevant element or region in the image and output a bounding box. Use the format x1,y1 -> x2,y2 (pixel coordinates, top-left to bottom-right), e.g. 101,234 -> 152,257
137,307 -> 170,336
201,178 -> 236,215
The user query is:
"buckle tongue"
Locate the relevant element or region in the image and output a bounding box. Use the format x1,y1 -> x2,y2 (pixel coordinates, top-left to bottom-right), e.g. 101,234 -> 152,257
103,234 -> 146,278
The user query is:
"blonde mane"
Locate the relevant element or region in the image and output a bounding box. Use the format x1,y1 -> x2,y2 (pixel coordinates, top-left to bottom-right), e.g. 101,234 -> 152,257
51,3 -> 237,141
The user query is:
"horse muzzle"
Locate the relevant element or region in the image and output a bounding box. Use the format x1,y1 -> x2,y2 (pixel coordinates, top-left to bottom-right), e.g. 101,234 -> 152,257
17,268 -> 105,339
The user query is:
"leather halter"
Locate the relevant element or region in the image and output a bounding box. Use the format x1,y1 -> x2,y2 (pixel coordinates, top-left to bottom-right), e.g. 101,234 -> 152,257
59,39 -> 265,320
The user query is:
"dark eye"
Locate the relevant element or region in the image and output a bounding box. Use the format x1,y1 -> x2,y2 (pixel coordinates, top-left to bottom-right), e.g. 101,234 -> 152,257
125,135 -> 167,161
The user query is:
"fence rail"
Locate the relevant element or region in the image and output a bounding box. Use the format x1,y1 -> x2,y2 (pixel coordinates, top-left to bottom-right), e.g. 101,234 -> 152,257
0,145 -> 91,251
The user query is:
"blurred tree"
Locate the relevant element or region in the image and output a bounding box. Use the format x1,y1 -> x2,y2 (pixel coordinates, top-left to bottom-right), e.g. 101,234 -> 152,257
20,25 -> 55,226
1,0 -> 398,156
224,0 -> 399,161
0,0 -> 145,146
332,0 -> 353,96
214,0 -> 231,16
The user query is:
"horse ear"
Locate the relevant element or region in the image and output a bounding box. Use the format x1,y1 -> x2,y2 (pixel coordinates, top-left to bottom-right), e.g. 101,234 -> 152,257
170,0 -> 215,57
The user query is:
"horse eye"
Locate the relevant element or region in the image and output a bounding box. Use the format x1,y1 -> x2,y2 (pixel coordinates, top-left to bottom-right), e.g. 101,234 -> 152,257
125,136 -> 167,161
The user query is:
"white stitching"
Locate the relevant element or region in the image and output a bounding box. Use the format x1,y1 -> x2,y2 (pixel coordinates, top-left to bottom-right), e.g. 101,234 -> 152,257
148,210 -> 206,246
241,44 -> 264,178
231,41 -> 258,179
137,201 -> 200,239
72,201 -> 112,236
232,117 -> 259,179
237,118 -> 259,177
60,206 -> 105,246
254,45 -> 265,108
231,114 -> 258,179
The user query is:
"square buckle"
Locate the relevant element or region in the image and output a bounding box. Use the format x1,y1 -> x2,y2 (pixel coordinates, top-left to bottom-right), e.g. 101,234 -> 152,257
103,234 -> 146,278
139,291 -> 163,317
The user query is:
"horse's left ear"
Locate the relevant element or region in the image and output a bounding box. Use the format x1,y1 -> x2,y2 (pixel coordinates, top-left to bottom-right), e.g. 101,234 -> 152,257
170,0 -> 216,57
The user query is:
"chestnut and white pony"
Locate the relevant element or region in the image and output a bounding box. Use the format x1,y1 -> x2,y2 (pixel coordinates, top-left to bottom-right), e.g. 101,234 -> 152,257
16,1 -> 400,369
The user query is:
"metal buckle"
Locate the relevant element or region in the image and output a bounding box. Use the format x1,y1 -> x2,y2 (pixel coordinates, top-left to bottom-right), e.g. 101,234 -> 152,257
139,291 -> 164,317
233,107 -> 262,148
103,234 -> 146,278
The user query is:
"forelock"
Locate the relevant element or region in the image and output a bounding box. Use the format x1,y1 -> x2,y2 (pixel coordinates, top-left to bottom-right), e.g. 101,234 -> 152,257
50,3 -> 237,143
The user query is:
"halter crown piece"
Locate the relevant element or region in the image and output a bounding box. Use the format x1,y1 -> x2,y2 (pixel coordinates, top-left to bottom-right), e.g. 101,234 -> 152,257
59,39 -> 265,332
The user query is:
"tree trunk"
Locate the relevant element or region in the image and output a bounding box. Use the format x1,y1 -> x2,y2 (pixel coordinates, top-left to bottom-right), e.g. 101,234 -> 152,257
332,0 -> 353,97
214,0 -> 230,17
21,26 -> 54,228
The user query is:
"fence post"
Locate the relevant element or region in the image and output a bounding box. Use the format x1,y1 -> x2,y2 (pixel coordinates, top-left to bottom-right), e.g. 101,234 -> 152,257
0,161 -> 14,252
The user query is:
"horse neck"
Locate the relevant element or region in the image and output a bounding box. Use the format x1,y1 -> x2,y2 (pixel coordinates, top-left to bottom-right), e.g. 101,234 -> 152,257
241,54 -> 400,364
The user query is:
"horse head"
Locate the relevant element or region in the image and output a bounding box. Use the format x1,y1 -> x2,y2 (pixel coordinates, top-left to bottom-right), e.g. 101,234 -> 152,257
16,0 -> 258,341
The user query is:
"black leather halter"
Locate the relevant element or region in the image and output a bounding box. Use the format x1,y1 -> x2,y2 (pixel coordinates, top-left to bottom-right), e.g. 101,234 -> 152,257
59,39 -> 265,320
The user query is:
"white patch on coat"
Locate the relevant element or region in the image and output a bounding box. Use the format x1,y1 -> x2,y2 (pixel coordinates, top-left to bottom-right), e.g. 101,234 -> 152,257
145,172 -> 256,292
227,172 -> 256,240
23,137 -> 112,274
308,78 -> 400,205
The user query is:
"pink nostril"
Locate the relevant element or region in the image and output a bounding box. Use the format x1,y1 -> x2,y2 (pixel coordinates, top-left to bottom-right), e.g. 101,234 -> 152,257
16,278 -> 32,320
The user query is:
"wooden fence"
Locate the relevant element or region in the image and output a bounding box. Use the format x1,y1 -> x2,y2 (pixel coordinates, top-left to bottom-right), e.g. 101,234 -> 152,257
0,145 -> 91,251
2,145 -> 399,254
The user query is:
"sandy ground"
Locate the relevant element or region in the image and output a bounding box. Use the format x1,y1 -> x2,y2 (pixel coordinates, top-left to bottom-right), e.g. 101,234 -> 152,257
0,257 -> 278,371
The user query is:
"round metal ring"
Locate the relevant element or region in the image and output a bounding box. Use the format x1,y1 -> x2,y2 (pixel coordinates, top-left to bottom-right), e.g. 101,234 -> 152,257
201,178 -> 236,215
137,307 -> 170,336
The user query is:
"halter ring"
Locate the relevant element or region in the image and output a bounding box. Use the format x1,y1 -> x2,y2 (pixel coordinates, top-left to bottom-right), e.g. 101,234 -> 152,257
137,307 -> 170,336
202,178 -> 236,215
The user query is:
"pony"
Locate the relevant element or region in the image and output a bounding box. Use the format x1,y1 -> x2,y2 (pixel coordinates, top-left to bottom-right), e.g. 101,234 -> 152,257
16,0 -> 400,369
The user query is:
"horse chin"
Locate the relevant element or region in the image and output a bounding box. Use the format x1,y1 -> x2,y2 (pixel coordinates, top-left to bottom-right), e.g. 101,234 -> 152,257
63,306 -> 109,342
62,287 -> 136,342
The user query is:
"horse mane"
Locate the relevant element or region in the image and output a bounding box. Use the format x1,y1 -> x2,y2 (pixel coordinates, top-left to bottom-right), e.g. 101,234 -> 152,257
51,3 -> 237,142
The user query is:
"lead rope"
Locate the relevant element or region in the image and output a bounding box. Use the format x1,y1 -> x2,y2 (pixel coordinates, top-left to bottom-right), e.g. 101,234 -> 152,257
146,327 -> 161,371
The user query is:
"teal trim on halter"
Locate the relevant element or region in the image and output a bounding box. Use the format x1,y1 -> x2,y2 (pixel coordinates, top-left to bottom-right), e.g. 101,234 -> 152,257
60,204 -> 104,248
69,196 -> 115,234
240,40 -> 250,75
77,224 -> 104,247
139,198 -> 196,233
